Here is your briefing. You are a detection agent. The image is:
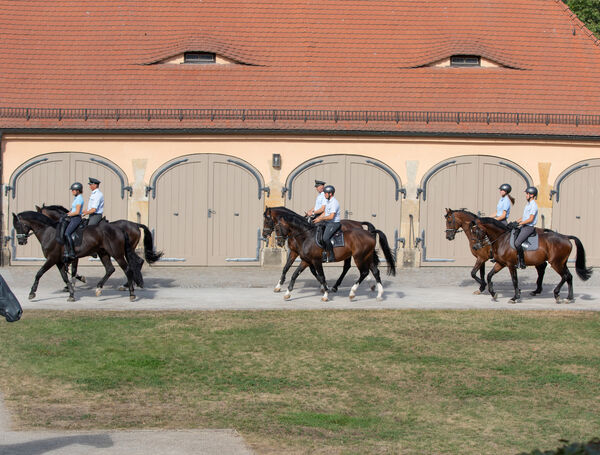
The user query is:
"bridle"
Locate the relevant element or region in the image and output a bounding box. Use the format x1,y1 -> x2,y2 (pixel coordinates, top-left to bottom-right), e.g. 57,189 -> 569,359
14,215 -> 33,241
445,212 -> 463,236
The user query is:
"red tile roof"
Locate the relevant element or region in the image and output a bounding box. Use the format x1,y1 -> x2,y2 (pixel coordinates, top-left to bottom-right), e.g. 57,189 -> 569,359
1,0 -> 600,136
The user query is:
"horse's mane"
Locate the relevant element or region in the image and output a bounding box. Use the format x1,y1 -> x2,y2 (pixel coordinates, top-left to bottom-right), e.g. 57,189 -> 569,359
478,217 -> 510,231
269,206 -> 312,228
18,211 -> 58,227
450,208 -> 479,219
42,204 -> 68,213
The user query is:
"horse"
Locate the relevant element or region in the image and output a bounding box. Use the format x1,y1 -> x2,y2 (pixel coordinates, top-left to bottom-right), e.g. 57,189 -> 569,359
263,207 -> 396,302
0,274 -> 22,322
262,206 -> 377,293
444,209 -> 492,294
12,211 -> 144,302
36,204 -> 163,289
471,217 -> 592,303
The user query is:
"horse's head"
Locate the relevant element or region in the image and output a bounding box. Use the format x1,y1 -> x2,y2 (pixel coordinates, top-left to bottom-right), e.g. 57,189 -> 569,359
12,212 -> 32,245
262,207 -> 276,241
445,208 -> 461,240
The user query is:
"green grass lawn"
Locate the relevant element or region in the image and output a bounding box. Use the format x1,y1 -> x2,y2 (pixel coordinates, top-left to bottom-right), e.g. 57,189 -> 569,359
0,310 -> 599,454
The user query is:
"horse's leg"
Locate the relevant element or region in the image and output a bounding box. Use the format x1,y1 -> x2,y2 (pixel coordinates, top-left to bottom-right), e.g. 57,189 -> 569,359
349,258 -> 371,301
368,258 -> 384,301
331,258 -> 352,293
312,261 -> 330,302
564,266 -> 575,303
486,262 -> 504,302
275,250 -> 298,292
471,257 -> 486,294
530,262 -> 547,296
58,263 -> 76,302
95,252 -> 116,297
507,266 -> 521,304
28,259 -> 56,300
114,255 -> 136,301
550,260 -> 572,304
73,259 -> 86,283
284,261 -> 309,300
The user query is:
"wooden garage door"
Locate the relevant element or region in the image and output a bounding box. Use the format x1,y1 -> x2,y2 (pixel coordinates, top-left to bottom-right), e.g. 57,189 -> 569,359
552,159 -> 600,266
148,154 -> 265,266
285,155 -> 403,253
8,152 -> 130,264
419,156 -> 531,266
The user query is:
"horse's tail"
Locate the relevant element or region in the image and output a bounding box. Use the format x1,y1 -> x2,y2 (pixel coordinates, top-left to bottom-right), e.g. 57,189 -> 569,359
372,229 -> 396,276
568,235 -> 593,281
361,221 -> 377,233
124,232 -> 145,288
136,223 -> 164,264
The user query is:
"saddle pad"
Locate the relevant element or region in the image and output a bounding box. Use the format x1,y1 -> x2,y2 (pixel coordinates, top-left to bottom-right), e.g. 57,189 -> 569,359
316,229 -> 344,249
509,228 -> 539,251
70,220 -> 88,247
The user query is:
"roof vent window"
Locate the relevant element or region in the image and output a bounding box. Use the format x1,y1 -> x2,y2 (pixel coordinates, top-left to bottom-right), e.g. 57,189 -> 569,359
184,52 -> 216,64
450,55 -> 481,67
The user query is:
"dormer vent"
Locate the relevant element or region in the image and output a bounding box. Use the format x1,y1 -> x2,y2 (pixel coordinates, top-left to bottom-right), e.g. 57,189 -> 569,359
450,55 -> 481,67
184,52 -> 216,64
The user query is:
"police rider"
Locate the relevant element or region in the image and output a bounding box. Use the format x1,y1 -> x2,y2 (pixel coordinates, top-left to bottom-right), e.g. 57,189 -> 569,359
82,177 -> 104,225
514,186 -> 539,269
314,185 -> 341,262
306,179 -> 326,219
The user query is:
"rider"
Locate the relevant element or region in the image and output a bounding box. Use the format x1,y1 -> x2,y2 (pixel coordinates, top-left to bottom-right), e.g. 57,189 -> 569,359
494,183 -> 515,225
514,186 -> 539,269
82,177 -> 104,225
63,182 -> 84,261
306,179 -> 326,219
314,184 -> 341,262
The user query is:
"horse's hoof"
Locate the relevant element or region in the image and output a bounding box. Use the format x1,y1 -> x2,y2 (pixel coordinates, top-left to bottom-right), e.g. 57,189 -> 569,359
118,285 -> 127,292
80,276 -> 87,283
370,285 -> 376,292
508,298 -> 520,304
491,294 -> 498,302
555,296 -> 561,304
274,287 -> 281,293
95,288 -> 102,297
530,291 -> 541,296
130,295 -> 136,302
321,296 -> 328,302
473,290 -> 481,295
67,297 -> 75,302
284,294 -> 291,300
331,287 -> 338,293
376,296 -> 383,302
28,293 -> 35,300
62,286 -> 69,292
563,299 -> 574,304
349,294 -> 355,301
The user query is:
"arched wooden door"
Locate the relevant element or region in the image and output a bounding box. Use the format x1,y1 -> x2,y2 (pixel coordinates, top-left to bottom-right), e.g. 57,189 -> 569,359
418,156 -> 532,266
552,159 -> 600,266
284,155 -> 403,254
8,152 -> 130,264
148,154 -> 266,265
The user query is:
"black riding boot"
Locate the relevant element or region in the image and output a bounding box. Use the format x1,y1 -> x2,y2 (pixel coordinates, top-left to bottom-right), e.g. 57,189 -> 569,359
64,235 -> 76,263
325,244 -> 335,263
517,247 -> 526,269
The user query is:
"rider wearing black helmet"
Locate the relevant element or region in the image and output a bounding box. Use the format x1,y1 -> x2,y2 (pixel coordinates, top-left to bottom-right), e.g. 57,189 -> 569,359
494,183 -> 515,225
314,184 -> 341,262
62,182 -> 84,261
514,186 -> 539,269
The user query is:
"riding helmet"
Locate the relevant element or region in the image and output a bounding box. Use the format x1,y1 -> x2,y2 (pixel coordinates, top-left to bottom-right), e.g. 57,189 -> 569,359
525,186 -> 538,197
499,183 -> 512,193
70,182 -> 83,192
323,185 -> 335,194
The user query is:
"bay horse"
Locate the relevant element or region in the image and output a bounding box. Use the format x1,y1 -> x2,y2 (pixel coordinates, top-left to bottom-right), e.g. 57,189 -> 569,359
471,217 -> 592,303
37,204 -> 163,289
444,209 -> 491,294
263,207 -> 377,293
263,207 -> 396,302
12,211 -> 144,301
445,208 -> 547,296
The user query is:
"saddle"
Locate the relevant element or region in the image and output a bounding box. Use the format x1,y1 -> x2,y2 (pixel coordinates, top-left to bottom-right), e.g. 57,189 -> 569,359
509,227 -> 539,251
315,224 -> 345,249
56,217 -> 89,247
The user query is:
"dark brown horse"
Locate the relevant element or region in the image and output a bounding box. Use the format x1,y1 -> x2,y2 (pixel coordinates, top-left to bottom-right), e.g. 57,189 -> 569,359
263,207 -> 396,301
471,217 -> 592,303
263,207 -> 376,293
444,209 -> 491,294
13,211 -> 144,301
37,204 -> 163,289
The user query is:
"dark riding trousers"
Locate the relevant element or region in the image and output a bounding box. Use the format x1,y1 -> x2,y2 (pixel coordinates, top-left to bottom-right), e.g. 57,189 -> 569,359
88,213 -> 103,225
323,221 -> 341,246
65,215 -> 81,238
515,225 -> 535,249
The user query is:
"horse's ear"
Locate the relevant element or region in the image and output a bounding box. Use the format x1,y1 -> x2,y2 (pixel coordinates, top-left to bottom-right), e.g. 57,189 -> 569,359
35,205 -> 41,211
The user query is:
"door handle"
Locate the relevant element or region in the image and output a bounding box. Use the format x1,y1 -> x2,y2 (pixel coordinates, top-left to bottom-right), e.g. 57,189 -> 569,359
234,212 -> 240,216
208,209 -> 216,218
173,212 -> 179,216
371,214 -> 377,217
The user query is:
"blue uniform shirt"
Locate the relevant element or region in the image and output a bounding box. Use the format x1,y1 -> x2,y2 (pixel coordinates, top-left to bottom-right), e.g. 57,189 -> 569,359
71,194 -> 84,215
522,200 -> 538,226
324,196 -> 341,222
314,191 -> 326,212
496,195 -> 511,220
